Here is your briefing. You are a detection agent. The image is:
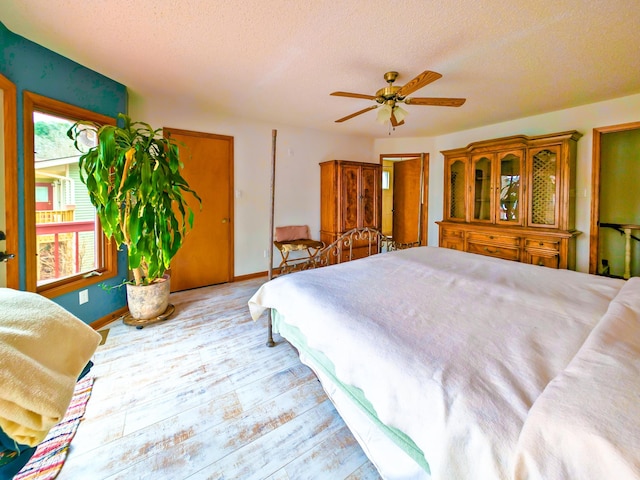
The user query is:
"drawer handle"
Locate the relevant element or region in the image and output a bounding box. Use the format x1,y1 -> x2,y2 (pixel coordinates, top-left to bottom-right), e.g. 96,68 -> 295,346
489,235 -> 495,239
538,261 -> 545,266
538,241 -> 544,246
484,247 -> 500,254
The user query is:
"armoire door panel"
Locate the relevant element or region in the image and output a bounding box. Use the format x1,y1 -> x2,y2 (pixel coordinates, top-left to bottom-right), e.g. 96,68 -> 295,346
360,166 -> 379,228
341,165 -> 360,231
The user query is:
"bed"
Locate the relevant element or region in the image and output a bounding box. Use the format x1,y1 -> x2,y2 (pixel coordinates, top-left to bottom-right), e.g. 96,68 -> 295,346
248,245 -> 640,480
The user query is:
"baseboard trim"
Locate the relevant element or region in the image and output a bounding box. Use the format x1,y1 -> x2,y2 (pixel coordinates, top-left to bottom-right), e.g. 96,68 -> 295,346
233,271 -> 269,281
90,305 -> 128,330
91,272 -> 271,330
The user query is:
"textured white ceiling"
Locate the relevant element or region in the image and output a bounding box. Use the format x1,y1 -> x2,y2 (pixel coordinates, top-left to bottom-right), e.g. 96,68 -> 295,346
2,0 -> 640,138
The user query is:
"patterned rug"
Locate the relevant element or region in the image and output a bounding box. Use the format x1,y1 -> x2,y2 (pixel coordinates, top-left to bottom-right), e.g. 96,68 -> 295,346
15,377 -> 95,480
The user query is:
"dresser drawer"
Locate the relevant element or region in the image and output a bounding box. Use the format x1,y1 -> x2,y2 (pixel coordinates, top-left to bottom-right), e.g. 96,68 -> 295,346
525,251 -> 560,269
467,231 -> 519,247
441,227 -> 464,239
525,238 -> 560,251
467,241 -> 520,261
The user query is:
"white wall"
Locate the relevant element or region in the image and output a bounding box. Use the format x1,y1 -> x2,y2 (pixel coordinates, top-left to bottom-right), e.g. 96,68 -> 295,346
375,93 -> 640,272
129,91 -> 374,276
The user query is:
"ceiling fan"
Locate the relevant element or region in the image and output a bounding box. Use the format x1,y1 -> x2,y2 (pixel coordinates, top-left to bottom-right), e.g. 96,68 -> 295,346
331,70 -> 466,127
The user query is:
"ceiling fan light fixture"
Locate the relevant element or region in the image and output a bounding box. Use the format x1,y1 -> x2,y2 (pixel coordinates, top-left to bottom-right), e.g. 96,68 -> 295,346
393,105 -> 408,123
376,104 -> 392,124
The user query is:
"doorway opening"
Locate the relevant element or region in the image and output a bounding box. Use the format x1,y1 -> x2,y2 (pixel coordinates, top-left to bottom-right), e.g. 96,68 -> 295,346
590,121 -> 640,278
379,153 -> 428,245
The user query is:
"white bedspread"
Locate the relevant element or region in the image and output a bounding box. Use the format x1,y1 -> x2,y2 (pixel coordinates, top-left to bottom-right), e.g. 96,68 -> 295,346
513,277 -> 640,479
249,247 -> 629,479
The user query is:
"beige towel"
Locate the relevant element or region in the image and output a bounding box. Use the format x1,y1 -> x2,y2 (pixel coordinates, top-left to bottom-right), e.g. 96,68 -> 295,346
0,288 -> 101,447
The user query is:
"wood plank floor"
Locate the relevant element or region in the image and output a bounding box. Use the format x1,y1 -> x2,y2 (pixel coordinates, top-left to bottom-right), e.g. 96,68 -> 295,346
58,278 -> 382,480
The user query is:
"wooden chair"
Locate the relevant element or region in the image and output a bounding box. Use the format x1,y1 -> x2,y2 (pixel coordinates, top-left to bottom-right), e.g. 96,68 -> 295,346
274,225 -> 324,273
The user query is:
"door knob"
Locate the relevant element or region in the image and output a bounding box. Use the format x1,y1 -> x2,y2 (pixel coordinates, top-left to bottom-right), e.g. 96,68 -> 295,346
221,218 -> 229,224
0,231 -> 12,262
0,252 -> 15,262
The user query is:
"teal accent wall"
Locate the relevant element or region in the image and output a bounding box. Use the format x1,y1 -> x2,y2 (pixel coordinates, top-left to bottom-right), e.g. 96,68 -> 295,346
0,21 -> 128,323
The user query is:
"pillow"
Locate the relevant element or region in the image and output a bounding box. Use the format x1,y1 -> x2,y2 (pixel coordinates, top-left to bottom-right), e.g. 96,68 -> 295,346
275,225 -> 310,242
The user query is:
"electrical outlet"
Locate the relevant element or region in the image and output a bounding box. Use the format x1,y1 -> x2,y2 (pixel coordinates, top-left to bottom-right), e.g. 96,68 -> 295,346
79,289 -> 89,305
263,249 -> 268,258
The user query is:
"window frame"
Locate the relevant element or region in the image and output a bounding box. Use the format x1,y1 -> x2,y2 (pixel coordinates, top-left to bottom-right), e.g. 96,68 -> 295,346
23,91 -> 117,297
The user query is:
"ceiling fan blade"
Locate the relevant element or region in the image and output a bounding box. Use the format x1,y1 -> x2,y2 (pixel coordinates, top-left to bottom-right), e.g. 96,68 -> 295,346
330,91 -> 377,100
397,70 -> 442,97
404,97 -> 466,107
390,112 -> 405,127
335,105 -> 378,123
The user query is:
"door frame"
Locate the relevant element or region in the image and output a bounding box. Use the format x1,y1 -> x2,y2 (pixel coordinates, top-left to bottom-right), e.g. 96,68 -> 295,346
589,121 -> 640,274
1,73 -> 19,288
379,153 -> 429,245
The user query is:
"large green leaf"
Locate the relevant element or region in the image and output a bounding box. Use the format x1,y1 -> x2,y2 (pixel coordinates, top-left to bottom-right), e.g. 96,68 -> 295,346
69,113 -> 201,284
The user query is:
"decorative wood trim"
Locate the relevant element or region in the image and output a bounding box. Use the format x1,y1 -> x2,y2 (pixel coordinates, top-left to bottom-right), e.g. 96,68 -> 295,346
441,130 -> 582,156
90,305 -> 128,330
1,74 -> 19,288
589,121 -> 640,274
233,271 -> 268,282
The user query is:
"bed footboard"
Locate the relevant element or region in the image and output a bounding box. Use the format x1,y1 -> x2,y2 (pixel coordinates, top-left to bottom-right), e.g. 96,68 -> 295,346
266,227 -> 418,346
278,227 -> 417,275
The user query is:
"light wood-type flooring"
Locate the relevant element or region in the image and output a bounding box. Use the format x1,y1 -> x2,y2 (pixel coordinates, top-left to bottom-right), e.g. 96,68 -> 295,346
58,278 -> 382,480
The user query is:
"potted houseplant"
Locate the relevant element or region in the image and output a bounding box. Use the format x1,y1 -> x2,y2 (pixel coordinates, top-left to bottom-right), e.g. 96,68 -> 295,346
68,113 -> 200,323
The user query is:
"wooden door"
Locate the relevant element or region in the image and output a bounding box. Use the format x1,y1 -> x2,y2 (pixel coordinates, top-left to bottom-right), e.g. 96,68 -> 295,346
1,74 -> 18,288
381,162 -> 393,235
0,88 -> 5,287
393,158 -> 421,244
165,128 -> 233,292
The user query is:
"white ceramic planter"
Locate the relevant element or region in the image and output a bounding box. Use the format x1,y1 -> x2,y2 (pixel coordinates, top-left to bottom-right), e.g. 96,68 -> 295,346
126,274 -> 171,319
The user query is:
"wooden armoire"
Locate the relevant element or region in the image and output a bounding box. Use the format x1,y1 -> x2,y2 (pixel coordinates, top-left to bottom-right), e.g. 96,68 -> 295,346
320,160 -> 381,260
436,130 -> 582,269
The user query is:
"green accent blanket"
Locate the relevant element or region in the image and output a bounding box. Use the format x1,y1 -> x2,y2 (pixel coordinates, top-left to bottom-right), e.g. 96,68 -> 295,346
272,310 -> 430,474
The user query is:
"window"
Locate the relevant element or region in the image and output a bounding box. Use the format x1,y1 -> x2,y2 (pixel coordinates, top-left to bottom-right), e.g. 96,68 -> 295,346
382,170 -> 390,190
24,92 -> 117,297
